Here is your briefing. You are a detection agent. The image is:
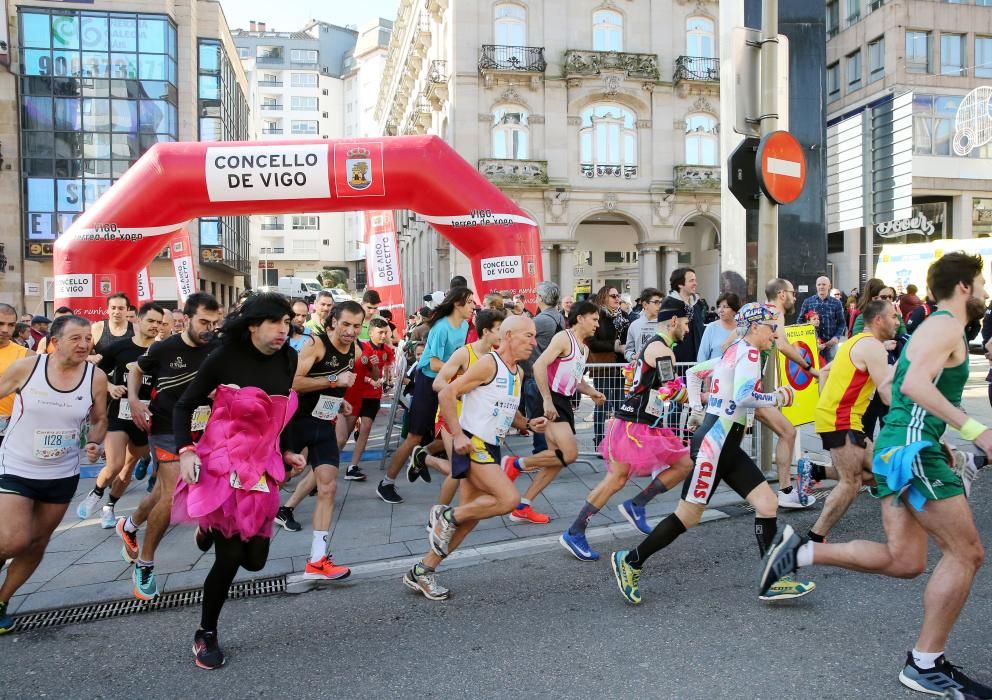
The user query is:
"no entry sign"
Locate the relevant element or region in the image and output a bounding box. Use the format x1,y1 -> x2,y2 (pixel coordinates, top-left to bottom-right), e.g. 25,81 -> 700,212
756,130 -> 807,205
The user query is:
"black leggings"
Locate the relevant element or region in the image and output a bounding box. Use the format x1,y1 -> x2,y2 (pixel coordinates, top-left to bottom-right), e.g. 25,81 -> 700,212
200,531 -> 270,632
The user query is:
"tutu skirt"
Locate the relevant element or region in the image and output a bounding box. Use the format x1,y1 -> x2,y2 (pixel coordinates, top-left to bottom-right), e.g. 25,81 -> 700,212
599,418 -> 689,478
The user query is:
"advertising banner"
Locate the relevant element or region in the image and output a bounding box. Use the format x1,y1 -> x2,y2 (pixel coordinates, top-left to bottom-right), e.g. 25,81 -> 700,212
776,323 -> 821,426
364,210 -> 406,336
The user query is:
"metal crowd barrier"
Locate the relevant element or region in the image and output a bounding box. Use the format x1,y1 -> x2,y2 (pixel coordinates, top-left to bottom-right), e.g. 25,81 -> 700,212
377,352 -> 409,472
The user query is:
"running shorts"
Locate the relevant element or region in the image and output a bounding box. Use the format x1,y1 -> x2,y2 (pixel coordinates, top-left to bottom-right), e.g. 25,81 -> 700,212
285,414 -> 341,468
451,430 -> 501,479
680,414 -> 766,505
107,417 -> 149,447
873,427 -> 964,501
407,370 -> 440,438
358,398 -> 381,420
819,429 -> 868,451
149,432 -> 180,462
550,391 -> 576,433
0,473 -> 80,504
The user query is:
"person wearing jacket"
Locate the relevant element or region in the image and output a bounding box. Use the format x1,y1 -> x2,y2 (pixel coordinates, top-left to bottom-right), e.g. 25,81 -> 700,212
667,268 -> 707,364
587,285 -> 630,448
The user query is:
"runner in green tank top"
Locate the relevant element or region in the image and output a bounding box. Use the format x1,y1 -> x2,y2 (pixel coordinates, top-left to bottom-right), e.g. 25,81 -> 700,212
759,251 -> 992,698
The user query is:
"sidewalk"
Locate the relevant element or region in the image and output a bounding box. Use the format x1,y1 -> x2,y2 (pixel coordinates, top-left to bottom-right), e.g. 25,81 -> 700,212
8,356 -> 990,616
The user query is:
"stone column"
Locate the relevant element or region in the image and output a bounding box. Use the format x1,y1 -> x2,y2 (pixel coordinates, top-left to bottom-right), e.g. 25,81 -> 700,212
558,244 -> 576,298
637,243 -> 660,291
540,244 -> 555,283
662,248 -> 680,288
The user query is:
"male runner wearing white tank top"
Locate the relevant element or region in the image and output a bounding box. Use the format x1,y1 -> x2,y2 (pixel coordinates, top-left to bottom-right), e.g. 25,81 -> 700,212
0,315 -> 108,633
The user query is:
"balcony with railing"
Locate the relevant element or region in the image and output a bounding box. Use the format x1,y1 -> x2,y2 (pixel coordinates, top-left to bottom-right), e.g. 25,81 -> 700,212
260,223 -> 284,230
673,56 -> 719,84
259,103 -> 283,111
674,164 -> 721,191
260,128 -> 283,134
479,45 -> 547,74
478,159 -> 549,187
581,163 -> 638,179
256,55 -> 285,65
289,62 -> 318,70
259,247 -> 285,254
426,59 -> 449,104
257,79 -> 283,87
563,50 -> 659,80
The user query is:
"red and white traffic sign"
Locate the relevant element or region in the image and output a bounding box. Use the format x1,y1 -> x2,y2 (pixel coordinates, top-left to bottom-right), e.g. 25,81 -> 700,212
756,130 -> 807,205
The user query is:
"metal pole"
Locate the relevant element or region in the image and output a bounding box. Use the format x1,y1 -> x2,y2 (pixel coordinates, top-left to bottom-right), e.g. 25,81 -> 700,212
758,0 -> 780,475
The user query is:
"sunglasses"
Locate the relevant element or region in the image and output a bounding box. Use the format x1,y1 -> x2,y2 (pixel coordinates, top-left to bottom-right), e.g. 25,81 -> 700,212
878,295 -> 894,301
608,293 -> 621,299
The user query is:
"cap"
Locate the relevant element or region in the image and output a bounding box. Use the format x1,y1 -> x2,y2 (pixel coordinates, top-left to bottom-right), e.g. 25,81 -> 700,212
31,315 -> 51,324
735,302 -> 777,328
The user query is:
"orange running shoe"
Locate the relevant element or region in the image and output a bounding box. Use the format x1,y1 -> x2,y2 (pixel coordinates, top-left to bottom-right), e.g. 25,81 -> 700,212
501,455 -> 522,482
116,516 -> 139,563
303,556 -> 351,581
509,504 -> 551,524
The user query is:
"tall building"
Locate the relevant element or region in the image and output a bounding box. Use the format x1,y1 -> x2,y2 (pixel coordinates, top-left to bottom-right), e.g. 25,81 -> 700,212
374,0 -> 723,305
232,19 -> 360,290
825,0 -> 992,291
1,0 -> 251,314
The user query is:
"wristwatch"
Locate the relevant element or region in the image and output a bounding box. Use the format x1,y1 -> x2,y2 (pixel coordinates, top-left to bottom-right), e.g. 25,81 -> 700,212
327,374 -> 338,387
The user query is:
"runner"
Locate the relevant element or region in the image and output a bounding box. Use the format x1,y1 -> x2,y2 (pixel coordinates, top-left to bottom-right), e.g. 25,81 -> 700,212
807,300 -> 898,543
379,287 -> 474,504
171,292 -> 305,669
76,303 -> 165,528
610,303 -> 816,605
761,252 -> 992,697
304,290 -> 334,335
502,301 -> 606,523
114,293 -> 222,600
89,292 -> 135,362
278,301 -> 363,580
0,304 -> 33,445
403,315 -> 546,600
288,300 -> 312,353
559,299 -> 695,560
0,315 -> 107,633
358,289 -> 381,341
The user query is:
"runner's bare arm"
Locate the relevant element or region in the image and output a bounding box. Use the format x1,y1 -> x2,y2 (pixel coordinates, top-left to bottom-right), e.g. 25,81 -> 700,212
901,318 -> 975,431
291,336 -> 332,394
533,330 -> 570,402
126,364 -> 152,432
0,356 -> 36,398
438,354 -> 497,441
856,340 -> 893,405
775,331 -> 820,377
432,346 -> 469,393
87,369 -> 110,446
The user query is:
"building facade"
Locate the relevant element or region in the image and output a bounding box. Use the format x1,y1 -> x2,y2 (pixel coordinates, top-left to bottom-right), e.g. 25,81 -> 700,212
1,0 -> 251,314
826,0 -> 992,292
374,0 -> 724,306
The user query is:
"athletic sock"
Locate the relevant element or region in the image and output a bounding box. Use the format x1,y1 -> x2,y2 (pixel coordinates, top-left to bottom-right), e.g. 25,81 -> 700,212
382,477 -> 395,486
796,541 -> 815,568
568,501 -> 600,536
515,457 -> 526,471
137,559 -> 153,569
107,495 -> 120,508
624,513 -> 687,568
754,517 -> 777,558
807,530 -> 825,543
91,486 -> 105,497
310,531 -> 327,563
912,649 -> 943,669
517,497 -> 531,510
630,478 -> 669,508
811,463 -> 828,482
779,485 -> 793,495
413,562 -> 434,576
123,516 -> 138,534
442,507 -> 458,526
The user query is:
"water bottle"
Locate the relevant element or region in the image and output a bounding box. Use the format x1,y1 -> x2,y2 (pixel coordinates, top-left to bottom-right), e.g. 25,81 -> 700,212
797,451 -> 812,506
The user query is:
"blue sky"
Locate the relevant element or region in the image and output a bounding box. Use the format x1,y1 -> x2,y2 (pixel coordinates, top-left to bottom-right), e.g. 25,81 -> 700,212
220,0 -> 400,32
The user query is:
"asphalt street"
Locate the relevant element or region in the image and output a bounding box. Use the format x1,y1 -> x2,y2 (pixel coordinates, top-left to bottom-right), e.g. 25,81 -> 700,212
3,477 -> 991,699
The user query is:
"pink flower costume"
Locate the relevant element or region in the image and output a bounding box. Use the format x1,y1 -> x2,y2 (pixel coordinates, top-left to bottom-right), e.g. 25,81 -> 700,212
173,384 -> 298,541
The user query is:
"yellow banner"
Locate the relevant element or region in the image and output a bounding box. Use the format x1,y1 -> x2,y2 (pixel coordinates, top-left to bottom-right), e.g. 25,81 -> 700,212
776,323 -> 820,426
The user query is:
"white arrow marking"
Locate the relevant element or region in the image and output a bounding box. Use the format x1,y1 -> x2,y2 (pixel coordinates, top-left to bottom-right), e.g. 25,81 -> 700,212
767,157 -> 801,178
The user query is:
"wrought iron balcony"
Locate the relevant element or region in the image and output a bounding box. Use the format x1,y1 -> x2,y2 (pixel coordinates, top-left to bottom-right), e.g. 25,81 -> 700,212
673,56 -> 719,84
428,59 -> 448,84
260,223 -> 284,230
259,247 -> 285,254
479,45 -> 547,73
259,103 -> 283,110
581,163 -> 638,179
260,128 -> 283,134
257,80 -> 283,87
563,50 -> 659,80
478,159 -> 549,187
256,56 -> 284,65
415,94 -> 432,115
674,164 -> 721,191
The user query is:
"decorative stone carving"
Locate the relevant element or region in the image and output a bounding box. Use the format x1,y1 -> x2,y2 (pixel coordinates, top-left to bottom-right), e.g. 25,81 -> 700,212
604,193 -> 618,212
562,50 -> 660,81
479,113 -> 493,122
653,196 -> 674,226
529,115 -> 545,124
691,96 -> 717,115
544,190 -> 570,224
602,73 -> 622,96
479,159 -> 549,187
567,116 -> 581,126
499,85 -> 530,109
636,119 -> 652,129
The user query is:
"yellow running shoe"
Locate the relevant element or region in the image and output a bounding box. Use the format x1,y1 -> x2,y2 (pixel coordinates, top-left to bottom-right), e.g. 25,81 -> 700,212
610,550 -> 642,605
759,574 -> 815,601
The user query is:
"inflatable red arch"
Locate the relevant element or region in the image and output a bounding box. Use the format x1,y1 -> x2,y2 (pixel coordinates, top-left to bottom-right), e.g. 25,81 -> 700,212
53,136 -> 543,318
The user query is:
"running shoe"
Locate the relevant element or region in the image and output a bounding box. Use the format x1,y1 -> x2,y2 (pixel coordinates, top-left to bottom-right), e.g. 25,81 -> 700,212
274,506 -> 302,532
407,446 -> 428,483
951,449 -> 984,499
100,505 -> 116,529
758,575 -> 816,601
758,524 -> 802,597
303,556 -> 351,581
192,629 -> 225,670
618,499 -> 651,535
132,564 -> 158,601
510,504 -> 551,524
796,457 -> 815,499
429,505 -> 457,557
559,530 -> 600,561
133,456 -> 150,481
610,550 -> 642,605
900,652 -> 992,698
376,480 -> 403,504
344,464 -> 367,481
0,601 -> 14,635
501,455 -> 521,482
777,488 -> 817,510
194,526 -> 214,553
116,517 -> 139,563
402,565 -> 449,600
77,490 -> 102,519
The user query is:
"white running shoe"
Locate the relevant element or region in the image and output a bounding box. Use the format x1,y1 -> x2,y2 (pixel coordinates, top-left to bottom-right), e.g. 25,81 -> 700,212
77,491 -> 102,519
100,505 -> 116,529
778,488 -> 817,509
951,449 -> 980,498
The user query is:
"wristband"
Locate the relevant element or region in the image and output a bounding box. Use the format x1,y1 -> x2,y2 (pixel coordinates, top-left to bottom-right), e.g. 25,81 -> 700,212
85,441 -> 99,447
959,417 -> 988,441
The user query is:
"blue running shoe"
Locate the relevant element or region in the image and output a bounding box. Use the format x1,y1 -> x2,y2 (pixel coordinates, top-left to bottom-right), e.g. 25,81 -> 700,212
132,564 -> 158,601
0,601 -> 14,634
900,652 -> 992,698
133,456 -> 150,481
559,530 -> 600,561
146,475 -> 156,493
618,499 -> 651,535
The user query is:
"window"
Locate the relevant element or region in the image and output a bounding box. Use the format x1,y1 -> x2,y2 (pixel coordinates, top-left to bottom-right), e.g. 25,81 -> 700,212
868,36 -> 885,81
492,106 -> 528,159
494,3 -> 526,46
685,113 -> 718,165
291,72 -> 318,87
845,0 -> 860,24
826,1 -> 839,37
978,36 -> 992,78
291,120 -> 318,134
846,49 -> 862,90
256,45 -> 283,60
579,104 -> 637,169
592,10 -> 623,51
906,31 -> 931,73
292,215 -> 318,230
941,33 -> 966,76
290,49 -> 318,64
827,62 -> 840,100
687,17 -> 715,58
913,94 -> 992,158
237,46 -> 250,58
292,239 -> 318,252
290,96 -> 318,111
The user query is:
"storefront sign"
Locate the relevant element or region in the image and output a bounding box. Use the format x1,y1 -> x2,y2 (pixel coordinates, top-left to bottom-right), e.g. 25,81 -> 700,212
875,212 -> 935,239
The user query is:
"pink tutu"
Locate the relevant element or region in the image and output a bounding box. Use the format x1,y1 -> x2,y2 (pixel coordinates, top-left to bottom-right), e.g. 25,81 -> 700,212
172,384 -> 298,541
599,418 -> 689,478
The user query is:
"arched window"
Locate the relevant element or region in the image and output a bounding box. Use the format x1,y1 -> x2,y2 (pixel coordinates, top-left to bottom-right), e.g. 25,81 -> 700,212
687,17 -> 715,58
579,103 -> 637,177
685,113 -> 718,165
495,3 -> 526,46
492,106 -> 529,159
592,10 -> 623,51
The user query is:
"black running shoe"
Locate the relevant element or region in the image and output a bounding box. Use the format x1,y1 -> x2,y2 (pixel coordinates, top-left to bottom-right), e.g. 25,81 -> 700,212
344,465 -> 367,481
758,525 -> 802,597
274,506 -> 302,532
193,629 -> 225,670
376,480 -> 403,504
900,652 -> 992,698
194,526 -> 214,553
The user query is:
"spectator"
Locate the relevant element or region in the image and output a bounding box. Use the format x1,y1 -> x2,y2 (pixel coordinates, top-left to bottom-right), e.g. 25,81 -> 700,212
848,278 -> 885,335
852,286 -> 907,337
512,293 -> 533,318
127,305 -> 138,324
521,281 -> 567,453
449,275 -> 467,289
20,314 -> 32,323
898,283 -> 923,322
587,285 -> 630,448
28,315 -> 50,350
13,323 -> 32,348
561,296 -> 574,318
845,294 -> 858,327
483,293 -> 505,311
697,292 -> 741,361
624,288 -> 664,362
797,275 -> 847,361
667,267 -> 707,363
830,288 -> 844,302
